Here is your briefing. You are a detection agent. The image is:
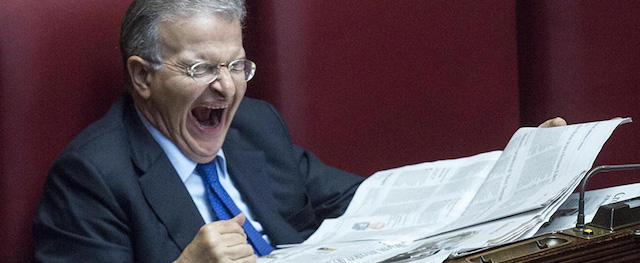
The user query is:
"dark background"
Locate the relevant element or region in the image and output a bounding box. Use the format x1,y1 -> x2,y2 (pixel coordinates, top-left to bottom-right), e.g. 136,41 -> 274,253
2,1 -> 639,262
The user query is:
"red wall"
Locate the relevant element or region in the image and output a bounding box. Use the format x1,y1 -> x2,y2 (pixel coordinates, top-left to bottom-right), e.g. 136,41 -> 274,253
245,1 -> 520,176
518,1 -> 640,189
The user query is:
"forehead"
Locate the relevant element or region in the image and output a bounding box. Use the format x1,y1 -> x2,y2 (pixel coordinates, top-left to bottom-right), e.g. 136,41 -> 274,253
158,13 -> 244,61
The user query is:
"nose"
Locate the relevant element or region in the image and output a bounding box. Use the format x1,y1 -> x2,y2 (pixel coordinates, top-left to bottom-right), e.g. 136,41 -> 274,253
209,67 -> 235,99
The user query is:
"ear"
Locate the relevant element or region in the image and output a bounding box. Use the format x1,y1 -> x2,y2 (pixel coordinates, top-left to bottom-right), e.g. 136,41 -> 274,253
127,56 -> 154,100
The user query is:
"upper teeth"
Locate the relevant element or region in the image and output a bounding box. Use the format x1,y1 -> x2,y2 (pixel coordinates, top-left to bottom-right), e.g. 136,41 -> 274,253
204,105 -> 228,110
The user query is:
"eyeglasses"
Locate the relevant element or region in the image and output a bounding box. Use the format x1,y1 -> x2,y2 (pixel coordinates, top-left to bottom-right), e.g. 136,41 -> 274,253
165,58 -> 256,84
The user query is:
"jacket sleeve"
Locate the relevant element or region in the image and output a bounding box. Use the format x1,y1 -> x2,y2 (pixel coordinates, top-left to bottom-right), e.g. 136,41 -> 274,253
33,152 -> 133,263
262,102 -> 364,221
293,144 -> 364,220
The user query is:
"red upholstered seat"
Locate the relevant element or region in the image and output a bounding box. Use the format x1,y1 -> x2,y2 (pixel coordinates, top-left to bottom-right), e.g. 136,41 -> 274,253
1,1 -> 130,261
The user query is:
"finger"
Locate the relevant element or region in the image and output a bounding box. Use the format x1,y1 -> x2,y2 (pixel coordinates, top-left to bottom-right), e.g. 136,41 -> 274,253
551,117 -> 567,126
538,117 -> 567,128
215,214 -> 248,237
226,243 -> 256,261
230,213 -> 246,226
200,220 -> 246,238
209,243 -> 255,262
197,230 -> 252,260
235,253 -> 258,263
537,120 -> 550,128
207,239 -> 254,262
220,230 -> 250,247
237,254 -> 258,263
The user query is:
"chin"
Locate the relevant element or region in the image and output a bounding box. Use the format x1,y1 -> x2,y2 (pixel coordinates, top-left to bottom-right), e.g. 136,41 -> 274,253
196,143 -> 225,161
187,153 -> 218,164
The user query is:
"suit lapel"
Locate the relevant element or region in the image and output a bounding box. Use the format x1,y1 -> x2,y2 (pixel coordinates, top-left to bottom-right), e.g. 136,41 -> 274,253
138,158 -> 204,251
122,95 -> 204,251
222,146 -> 305,245
222,147 -> 271,215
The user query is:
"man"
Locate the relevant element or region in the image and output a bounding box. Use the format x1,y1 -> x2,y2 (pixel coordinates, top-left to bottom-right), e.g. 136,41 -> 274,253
34,0 -> 362,262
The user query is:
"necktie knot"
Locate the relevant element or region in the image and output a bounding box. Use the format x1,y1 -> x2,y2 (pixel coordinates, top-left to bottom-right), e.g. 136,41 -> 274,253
196,161 -> 219,186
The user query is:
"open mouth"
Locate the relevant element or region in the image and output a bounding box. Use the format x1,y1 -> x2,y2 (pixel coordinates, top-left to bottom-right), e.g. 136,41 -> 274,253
191,105 -> 226,128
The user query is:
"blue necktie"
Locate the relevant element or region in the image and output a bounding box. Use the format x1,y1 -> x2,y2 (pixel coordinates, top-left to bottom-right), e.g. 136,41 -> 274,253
196,160 -> 274,256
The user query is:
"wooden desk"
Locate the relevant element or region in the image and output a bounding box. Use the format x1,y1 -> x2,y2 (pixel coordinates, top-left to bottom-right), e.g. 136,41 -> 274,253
444,225 -> 640,263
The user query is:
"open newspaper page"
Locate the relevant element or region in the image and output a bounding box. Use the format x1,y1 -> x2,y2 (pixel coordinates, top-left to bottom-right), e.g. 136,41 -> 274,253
303,151 -> 502,244
262,212 -> 538,263
444,117 -> 632,231
303,118 -> 630,247
259,240 -> 420,263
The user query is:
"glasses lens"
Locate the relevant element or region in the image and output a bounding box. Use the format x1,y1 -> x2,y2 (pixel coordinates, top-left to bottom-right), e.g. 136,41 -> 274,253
190,62 -> 218,83
246,60 -> 256,81
230,59 -> 256,82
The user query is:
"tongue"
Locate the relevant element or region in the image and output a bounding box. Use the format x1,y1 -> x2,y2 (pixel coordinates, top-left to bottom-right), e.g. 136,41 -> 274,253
192,107 -> 219,127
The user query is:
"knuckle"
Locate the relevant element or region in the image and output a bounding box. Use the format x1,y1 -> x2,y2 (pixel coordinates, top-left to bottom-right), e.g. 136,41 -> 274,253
241,243 -> 254,252
199,223 -> 215,233
202,237 -> 220,249
242,254 -> 258,263
247,246 -> 257,256
211,246 -> 227,259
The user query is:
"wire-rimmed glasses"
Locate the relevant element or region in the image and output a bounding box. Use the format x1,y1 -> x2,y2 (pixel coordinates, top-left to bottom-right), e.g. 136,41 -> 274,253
167,58 -> 256,84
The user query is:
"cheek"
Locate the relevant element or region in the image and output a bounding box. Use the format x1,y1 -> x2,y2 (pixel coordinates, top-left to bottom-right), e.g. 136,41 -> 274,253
156,79 -> 200,106
151,84 -> 202,125
234,81 -> 247,98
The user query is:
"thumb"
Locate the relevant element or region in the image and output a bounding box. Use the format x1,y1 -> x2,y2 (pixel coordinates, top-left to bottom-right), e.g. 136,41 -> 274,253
231,213 -> 246,226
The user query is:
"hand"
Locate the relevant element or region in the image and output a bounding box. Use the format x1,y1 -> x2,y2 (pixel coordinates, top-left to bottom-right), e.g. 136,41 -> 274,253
538,117 -> 567,128
174,214 -> 257,263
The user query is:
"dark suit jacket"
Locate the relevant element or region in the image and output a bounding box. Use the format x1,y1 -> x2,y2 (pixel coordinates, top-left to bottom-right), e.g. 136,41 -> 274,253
33,94 -> 363,262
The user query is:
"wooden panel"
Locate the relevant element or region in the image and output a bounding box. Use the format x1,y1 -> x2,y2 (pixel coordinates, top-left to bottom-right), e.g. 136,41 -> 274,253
446,225 -> 640,263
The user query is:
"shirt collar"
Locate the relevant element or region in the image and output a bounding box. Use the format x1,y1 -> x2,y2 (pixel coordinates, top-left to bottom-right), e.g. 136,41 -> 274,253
136,109 -> 226,182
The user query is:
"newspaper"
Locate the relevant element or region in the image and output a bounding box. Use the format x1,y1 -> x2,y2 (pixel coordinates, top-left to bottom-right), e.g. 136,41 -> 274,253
263,118 -> 632,262
447,182 -> 640,259
536,182 -> 640,235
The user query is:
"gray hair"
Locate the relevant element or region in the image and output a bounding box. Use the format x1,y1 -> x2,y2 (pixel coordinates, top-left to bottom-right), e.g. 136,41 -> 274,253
119,0 -> 246,87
